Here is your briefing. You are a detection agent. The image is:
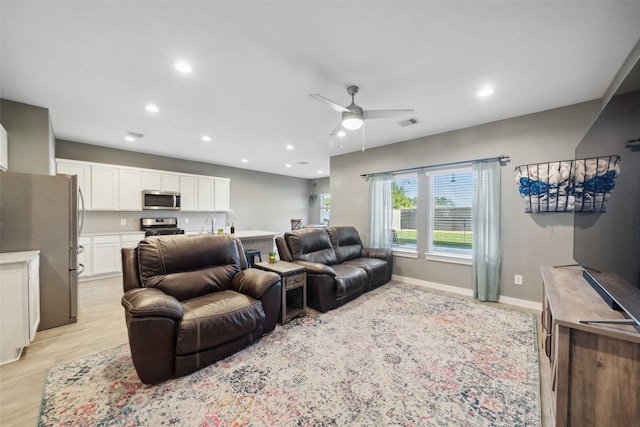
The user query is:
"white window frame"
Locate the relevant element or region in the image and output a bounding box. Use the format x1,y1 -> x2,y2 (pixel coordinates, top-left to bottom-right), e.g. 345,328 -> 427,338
391,172 -> 418,253
425,165 -> 473,264
319,193 -> 330,226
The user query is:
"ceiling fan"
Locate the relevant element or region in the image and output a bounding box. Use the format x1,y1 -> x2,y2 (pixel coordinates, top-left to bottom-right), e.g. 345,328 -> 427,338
310,85 -> 414,136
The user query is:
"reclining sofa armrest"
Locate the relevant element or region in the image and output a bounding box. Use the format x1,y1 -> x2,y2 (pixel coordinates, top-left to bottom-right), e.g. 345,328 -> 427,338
121,288 -> 183,320
294,260 -> 337,277
362,247 -> 392,262
232,269 -> 281,299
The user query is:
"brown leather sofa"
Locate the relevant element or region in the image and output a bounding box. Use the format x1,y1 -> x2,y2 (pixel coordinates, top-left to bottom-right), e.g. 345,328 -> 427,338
275,226 -> 392,312
121,234 -> 281,384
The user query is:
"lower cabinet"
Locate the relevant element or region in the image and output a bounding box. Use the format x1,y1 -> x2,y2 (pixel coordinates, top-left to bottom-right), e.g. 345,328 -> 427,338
0,251 -> 40,365
80,233 -> 145,278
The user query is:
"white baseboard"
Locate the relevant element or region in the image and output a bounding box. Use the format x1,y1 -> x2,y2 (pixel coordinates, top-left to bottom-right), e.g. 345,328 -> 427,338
392,274 -> 542,312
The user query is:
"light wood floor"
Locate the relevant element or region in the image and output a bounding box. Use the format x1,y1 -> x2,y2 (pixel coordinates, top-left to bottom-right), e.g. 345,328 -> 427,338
0,278 -> 551,426
0,276 -> 128,426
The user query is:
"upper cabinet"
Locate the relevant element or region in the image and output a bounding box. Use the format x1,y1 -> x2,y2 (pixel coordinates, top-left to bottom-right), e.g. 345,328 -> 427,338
56,159 -> 231,212
56,159 -> 92,209
91,165 -> 119,210
214,179 -> 230,211
180,175 -> 198,211
119,169 -> 141,211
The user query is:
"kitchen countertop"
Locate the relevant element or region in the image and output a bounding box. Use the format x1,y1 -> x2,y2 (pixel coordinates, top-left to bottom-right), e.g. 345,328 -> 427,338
185,230 -> 278,239
80,231 -> 146,237
0,250 -> 40,265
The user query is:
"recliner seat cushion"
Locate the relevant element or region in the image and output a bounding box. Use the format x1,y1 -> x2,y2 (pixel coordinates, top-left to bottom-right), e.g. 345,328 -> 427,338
137,235 -> 241,301
327,226 -> 364,263
342,257 -> 387,283
285,229 -> 338,265
176,290 -> 264,355
331,264 -> 367,297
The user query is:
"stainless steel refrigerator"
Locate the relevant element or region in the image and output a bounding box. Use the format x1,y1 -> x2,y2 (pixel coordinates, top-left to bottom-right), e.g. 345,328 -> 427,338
0,171 -> 82,330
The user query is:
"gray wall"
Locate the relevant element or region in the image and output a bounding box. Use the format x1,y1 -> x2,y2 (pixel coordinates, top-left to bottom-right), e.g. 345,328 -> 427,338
330,100 -> 601,303
57,140 -> 311,235
0,99 -> 55,175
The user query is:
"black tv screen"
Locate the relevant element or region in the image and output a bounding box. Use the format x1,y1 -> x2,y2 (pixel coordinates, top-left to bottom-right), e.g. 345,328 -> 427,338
574,56 -> 640,301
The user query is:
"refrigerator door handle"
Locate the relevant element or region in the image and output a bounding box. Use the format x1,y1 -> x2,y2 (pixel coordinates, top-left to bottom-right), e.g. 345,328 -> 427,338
77,263 -> 85,276
78,245 -> 85,255
78,187 -> 86,236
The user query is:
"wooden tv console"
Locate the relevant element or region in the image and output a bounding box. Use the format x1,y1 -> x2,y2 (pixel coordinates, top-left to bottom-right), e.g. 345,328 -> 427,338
541,266 -> 640,427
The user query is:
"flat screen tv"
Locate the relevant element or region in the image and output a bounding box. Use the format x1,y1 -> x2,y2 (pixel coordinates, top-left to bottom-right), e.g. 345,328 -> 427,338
573,52 -> 640,326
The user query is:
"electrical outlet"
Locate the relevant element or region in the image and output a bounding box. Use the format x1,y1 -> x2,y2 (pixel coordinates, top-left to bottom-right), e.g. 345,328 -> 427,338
514,274 -> 523,285
120,219 -> 126,226
184,218 -> 189,224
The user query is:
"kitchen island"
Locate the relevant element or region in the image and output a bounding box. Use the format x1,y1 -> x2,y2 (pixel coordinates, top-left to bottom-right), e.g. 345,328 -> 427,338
233,230 -> 278,261
185,229 -> 278,262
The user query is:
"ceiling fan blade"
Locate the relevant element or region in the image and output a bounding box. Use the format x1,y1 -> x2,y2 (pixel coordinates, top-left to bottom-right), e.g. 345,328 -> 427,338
329,121 -> 343,136
364,109 -> 414,120
310,93 -> 350,113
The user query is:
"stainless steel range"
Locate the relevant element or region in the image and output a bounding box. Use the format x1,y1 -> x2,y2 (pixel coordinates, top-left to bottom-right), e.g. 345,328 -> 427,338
140,217 -> 185,237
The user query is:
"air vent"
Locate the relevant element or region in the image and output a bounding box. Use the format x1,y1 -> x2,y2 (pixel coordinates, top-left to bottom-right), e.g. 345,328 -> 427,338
127,131 -> 144,138
297,161 -> 309,165
398,118 -> 420,127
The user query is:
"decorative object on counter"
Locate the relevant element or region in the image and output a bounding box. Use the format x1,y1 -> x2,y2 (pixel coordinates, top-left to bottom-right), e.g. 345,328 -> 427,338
217,228 -> 223,234
291,218 -> 302,230
515,155 -> 620,213
230,223 -> 235,234
268,251 -> 277,263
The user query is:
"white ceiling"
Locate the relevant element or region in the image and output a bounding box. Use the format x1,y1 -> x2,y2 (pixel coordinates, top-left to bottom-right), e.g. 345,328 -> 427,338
2,1 -> 640,179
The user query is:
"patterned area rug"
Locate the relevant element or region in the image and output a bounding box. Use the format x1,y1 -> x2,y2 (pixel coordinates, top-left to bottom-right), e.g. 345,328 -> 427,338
39,284 -> 540,426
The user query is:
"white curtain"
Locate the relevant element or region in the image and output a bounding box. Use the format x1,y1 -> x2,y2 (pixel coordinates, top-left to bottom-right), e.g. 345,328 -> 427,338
368,173 -> 393,248
472,160 -> 502,302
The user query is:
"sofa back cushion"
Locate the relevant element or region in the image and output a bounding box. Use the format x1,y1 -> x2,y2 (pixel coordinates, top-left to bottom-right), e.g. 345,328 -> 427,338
285,228 -> 338,265
327,226 -> 364,263
137,234 -> 241,301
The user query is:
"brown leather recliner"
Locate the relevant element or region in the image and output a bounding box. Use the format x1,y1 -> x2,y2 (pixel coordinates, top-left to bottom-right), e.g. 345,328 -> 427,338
275,226 -> 392,313
121,234 -> 281,384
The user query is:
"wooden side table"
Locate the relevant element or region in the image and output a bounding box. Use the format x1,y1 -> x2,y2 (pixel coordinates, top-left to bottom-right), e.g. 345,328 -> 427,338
255,260 -> 307,324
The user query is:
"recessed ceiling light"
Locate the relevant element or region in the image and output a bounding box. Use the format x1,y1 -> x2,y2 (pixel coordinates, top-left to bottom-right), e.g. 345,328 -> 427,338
285,164 -> 292,168
317,170 -> 323,174
477,86 -> 495,98
286,144 -> 294,150
241,158 -> 248,163
145,104 -> 159,113
124,135 -> 135,142
202,135 -> 211,142
175,62 -> 192,73
337,130 -> 346,137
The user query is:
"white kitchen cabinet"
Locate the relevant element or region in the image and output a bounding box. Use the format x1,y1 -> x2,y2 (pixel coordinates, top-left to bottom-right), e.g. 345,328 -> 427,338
91,235 -> 121,275
56,159 -> 92,210
0,251 -> 40,365
214,179 -> 230,211
180,175 -> 198,211
91,165 -> 119,210
78,236 -> 92,278
141,171 -> 180,192
162,174 -> 180,192
197,177 -> 214,211
142,171 -> 162,191
119,169 -> 141,211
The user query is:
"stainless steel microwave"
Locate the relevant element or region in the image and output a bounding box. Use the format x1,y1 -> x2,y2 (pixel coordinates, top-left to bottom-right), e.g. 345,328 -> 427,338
142,190 -> 181,210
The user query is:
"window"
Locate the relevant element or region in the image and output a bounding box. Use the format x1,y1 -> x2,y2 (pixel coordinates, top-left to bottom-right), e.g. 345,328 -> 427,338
320,193 -> 330,226
392,173 -> 418,250
426,166 -> 473,259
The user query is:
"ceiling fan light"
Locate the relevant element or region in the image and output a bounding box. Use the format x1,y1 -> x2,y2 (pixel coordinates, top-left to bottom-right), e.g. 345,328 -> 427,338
342,113 -> 363,130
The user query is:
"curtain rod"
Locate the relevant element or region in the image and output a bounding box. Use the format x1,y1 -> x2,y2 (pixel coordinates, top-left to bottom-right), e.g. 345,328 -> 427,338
359,155 -> 510,178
